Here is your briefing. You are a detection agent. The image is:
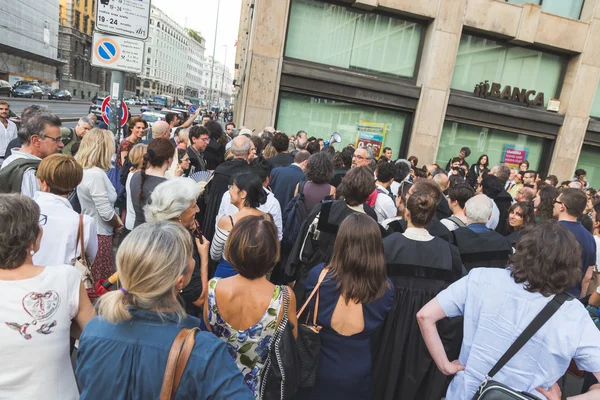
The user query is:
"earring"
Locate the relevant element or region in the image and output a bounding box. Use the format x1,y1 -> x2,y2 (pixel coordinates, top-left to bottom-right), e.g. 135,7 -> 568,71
29,250 -> 35,256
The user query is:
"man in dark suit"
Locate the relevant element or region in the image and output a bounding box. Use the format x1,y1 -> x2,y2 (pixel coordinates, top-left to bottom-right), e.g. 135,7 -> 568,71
267,131 -> 295,168
201,135 -> 253,240
270,150 -> 310,211
187,125 -> 209,174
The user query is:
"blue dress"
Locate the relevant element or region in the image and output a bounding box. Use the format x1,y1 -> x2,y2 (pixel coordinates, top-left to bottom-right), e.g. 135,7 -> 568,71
298,263 -> 394,400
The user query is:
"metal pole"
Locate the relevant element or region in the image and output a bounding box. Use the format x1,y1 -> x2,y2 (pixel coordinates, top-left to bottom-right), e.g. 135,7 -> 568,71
109,70 -> 125,143
208,0 -> 220,108
220,45 -> 227,110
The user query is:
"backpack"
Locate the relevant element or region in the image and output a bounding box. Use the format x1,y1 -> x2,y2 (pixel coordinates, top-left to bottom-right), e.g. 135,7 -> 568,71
0,158 -> 41,193
61,127 -> 75,147
281,181 -> 307,250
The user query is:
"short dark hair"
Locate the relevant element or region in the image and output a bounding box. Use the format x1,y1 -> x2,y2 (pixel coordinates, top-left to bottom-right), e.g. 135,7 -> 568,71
575,169 -> 587,177
19,113 -> 62,144
450,157 -> 462,165
406,190 -> 437,227
271,132 -> 289,153
128,116 -> 148,133
0,194 -> 41,270
448,183 -> 475,209
340,166 -> 376,206
545,175 -> 558,187
394,160 -> 411,182
189,125 -> 209,143
225,214 -> 279,279
306,152 -> 334,184
232,172 -> 267,208
294,150 -> 310,164
510,221 -> 582,296
411,179 -> 442,205
250,136 -> 265,156
320,146 -> 335,157
524,170 -> 538,180
306,141 -> 320,155
376,161 -> 395,183
519,160 -> 530,169
204,120 -> 224,140
226,122 -> 235,129
249,155 -> 272,184
201,114 -> 211,121
340,148 -> 353,169
383,147 -> 391,153
460,146 -> 471,157
164,112 -> 177,124
559,188 -> 587,217
481,175 -> 504,198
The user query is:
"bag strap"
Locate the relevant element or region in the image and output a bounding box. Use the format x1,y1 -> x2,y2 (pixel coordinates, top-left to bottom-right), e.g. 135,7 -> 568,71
296,268 -> 329,320
447,215 -> 467,228
487,293 -> 569,378
298,181 -> 306,197
160,327 -> 199,400
75,215 -> 86,264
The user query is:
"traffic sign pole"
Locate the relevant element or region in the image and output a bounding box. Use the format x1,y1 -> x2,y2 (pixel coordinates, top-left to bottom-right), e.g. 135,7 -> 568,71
109,71 -> 125,142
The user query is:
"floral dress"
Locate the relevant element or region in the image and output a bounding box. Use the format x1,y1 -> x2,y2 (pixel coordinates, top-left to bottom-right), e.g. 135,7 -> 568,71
207,278 -> 283,398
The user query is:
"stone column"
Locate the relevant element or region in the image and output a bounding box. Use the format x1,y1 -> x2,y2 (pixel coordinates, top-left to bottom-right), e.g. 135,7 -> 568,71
548,0 -> 600,181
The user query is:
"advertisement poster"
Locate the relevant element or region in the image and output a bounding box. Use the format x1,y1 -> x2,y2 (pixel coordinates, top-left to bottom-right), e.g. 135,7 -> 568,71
356,120 -> 387,158
502,145 -> 528,168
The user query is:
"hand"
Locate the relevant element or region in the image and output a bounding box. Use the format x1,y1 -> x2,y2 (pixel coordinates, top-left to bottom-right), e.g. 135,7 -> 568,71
175,166 -> 184,177
536,383 -> 561,400
195,236 -> 210,258
439,360 -> 465,376
114,224 -> 124,236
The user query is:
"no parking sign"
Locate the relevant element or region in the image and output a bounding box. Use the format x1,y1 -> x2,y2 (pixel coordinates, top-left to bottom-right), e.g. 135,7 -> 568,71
101,96 -> 129,127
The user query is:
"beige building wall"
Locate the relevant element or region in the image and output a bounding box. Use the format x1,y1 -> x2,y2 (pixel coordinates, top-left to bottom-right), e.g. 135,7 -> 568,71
234,0 -> 600,182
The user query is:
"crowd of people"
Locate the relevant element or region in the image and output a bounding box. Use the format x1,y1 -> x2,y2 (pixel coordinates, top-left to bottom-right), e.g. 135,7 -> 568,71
2,98 -> 600,399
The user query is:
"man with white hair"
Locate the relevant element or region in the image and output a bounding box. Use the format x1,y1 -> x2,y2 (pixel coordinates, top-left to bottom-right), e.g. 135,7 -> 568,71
61,116 -> 94,156
451,194 -> 513,271
352,147 -> 373,168
202,135 -> 252,240
150,120 -> 170,141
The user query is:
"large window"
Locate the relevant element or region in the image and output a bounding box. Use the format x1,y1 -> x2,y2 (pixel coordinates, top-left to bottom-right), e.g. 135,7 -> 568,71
451,34 -> 566,107
505,0 -> 584,20
590,83 -> 600,118
285,0 -> 422,79
576,145 -> 600,189
277,92 -> 408,158
436,121 -> 544,171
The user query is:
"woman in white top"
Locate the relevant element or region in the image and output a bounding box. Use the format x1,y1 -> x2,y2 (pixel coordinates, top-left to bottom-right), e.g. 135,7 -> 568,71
418,221 -> 600,399
75,128 -> 123,283
122,143 -> 147,242
0,193 -> 94,400
33,154 -> 97,266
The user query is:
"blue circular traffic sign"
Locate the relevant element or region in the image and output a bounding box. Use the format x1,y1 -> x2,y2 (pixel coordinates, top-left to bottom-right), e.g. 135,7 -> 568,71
98,42 -> 117,60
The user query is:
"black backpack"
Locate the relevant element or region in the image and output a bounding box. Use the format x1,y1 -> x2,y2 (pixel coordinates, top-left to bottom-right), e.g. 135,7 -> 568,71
281,181 -> 308,250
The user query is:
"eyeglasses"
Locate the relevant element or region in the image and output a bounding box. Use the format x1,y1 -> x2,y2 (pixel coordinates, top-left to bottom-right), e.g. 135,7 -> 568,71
199,137 -> 210,142
554,199 -> 566,208
39,214 -> 48,226
352,154 -> 369,160
41,134 -> 63,143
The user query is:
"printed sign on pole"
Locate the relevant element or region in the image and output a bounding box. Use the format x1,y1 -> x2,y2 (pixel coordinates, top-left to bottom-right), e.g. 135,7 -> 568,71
96,0 -> 151,40
101,96 -> 130,127
188,105 -> 198,114
91,32 -> 144,73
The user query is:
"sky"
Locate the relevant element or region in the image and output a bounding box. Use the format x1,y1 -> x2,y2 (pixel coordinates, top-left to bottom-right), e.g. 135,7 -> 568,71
152,0 -> 242,72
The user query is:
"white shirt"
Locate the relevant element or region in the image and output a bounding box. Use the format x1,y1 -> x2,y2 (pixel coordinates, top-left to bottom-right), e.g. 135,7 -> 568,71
595,236 -> 600,267
77,167 -> 118,236
402,227 -> 434,242
374,184 -> 397,223
125,172 -> 137,231
0,119 -> 17,161
486,200 -> 500,230
441,214 -> 468,232
216,187 -> 283,241
33,191 -> 98,267
0,265 -> 81,400
0,150 -> 41,198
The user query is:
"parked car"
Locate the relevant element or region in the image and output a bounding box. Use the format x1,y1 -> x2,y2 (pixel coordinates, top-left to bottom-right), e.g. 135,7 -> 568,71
124,98 -> 136,106
141,111 -> 165,126
49,89 -> 72,101
89,97 -> 105,122
12,85 -> 44,99
0,80 -> 13,97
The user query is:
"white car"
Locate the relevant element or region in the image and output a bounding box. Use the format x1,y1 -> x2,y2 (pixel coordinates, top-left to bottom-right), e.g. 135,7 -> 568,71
141,111 -> 165,126
124,98 -> 136,106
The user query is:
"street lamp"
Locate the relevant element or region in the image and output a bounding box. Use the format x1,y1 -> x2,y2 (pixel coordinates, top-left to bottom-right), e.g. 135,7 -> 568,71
208,0 -> 220,108
220,45 -> 227,109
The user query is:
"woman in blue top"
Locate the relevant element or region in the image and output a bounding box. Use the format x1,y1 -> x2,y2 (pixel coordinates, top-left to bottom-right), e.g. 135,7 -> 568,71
76,222 -> 252,400
297,213 -> 394,400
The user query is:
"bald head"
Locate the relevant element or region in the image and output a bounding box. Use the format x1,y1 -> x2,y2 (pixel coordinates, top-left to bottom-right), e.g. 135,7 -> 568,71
517,186 -> 536,202
433,173 -> 450,192
465,194 -> 493,224
231,135 -> 252,158
152,121 -> 170,139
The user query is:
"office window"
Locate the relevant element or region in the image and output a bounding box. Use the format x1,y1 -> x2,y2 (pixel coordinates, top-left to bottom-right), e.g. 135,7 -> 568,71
285,0 -> 422,79
451,33 -> 566,107
74,11 -> 81,31
505,0 -> 584,19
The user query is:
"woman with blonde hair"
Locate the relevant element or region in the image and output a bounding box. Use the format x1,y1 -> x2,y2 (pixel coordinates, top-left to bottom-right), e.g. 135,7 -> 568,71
120,143 -> 147,243
76,128 -> 123,282
76,222 -> 251,399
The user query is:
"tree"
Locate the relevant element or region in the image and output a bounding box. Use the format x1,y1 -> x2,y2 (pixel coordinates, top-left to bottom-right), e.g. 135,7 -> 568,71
186,28 -> 204,44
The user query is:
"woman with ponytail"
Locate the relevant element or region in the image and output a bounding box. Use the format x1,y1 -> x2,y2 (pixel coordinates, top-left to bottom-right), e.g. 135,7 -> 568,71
76,222 -> 252,399
129,138 -> 175,228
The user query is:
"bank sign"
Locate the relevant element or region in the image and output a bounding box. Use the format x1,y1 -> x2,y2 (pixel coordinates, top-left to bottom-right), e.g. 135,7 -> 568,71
473,81 -> 544,107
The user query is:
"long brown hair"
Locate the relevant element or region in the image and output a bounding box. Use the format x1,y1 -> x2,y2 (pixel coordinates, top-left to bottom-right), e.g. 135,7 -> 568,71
139,138 -> 175,200
328,213 -> 388,304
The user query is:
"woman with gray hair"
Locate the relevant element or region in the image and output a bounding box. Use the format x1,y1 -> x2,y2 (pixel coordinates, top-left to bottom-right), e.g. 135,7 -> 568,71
76,222 -> 251,399
0,194 -> 94,400
146,178 -> 210,315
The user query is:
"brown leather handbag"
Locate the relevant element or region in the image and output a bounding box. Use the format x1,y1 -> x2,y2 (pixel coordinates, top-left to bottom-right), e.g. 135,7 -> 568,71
160,327 -> 199,400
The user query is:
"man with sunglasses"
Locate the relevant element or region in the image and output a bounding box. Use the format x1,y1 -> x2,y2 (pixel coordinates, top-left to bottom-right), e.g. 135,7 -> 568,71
554,188 -> 597,297
0,112 -> 63,196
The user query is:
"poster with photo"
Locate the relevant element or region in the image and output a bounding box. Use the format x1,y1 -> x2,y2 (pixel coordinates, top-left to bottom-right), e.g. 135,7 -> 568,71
356,120 -> 387,158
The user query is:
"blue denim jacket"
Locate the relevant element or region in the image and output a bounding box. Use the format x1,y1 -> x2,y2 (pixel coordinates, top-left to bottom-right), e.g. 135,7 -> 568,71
76,308 -> 252,400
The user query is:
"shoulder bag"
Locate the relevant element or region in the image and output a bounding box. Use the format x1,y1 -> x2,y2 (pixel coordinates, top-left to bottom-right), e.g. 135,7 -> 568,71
74,215 -> 94,292
160,327 -> 199,400
472,292 -> 570,400
295,268 -> 328,387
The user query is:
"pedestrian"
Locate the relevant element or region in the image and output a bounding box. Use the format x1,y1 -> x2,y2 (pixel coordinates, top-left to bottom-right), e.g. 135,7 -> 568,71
187,125 -> 210,173
76,222 -> 252,400
374,161 -> 397,223
533,185 -> 558,222
204,215 -> 298,398
270,150 -> 309,211
441,183 -> 475,232
330,148 -> 352,188
467,154 -> 489,189
297,213 -> 394,400
296,152 -> 336,214
504,201 -> 535,246
0,193 -> 94,400
351,147 -> 373,168
75,128 -> 123,283
204,120 -> 226,170
117,116 -> 147,169
129,138 -> 175,228
145,178 -> 209,316
120,143 -> 147,243
444,146 -> 470,174
61,116 -> 94,156
33,154 -> 97,266
0,101 -> 18,167
418,221 -> 600,399
519,160 -> 530,171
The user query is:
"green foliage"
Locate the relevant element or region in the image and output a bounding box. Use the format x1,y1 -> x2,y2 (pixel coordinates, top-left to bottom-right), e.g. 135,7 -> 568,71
186,28 -> 204,44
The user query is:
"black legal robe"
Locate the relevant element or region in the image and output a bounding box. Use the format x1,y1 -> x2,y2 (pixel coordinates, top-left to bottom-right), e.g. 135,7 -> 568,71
451,226 -> 513,271
372,233 -> 465,400
385,216 -> 452,243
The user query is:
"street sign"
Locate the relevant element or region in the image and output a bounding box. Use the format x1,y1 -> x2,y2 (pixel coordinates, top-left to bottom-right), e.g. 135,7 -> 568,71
188,105 -> 198,114
101,96 -> 129,127
199,90 -> 205,96
96,0 -> 151,40
91,32 -> 144,73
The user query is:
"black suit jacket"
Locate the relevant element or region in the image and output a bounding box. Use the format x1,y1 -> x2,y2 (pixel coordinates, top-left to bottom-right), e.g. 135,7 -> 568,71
187,147 -> 206,174
268,153 -> 294,169
203,138 -> 225,170
270,164 -> 306,211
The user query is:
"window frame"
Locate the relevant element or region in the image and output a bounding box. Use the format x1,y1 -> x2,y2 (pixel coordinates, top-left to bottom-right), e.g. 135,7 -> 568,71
503,0 -> 584,20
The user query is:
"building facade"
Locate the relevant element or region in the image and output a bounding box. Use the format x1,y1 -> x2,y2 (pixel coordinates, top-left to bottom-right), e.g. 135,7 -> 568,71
234,0 -> 600,186
206,56 -> 234,109
185,30 -> 206,100
0,0 -> 62,90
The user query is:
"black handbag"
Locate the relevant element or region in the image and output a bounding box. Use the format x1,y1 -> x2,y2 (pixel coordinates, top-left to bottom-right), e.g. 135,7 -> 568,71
296,268 -> 329,387
472,293 -> 570,400
260,286 -> 300,400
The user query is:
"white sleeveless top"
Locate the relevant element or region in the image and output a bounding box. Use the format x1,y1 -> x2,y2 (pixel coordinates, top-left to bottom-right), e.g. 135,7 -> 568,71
0,265 -> 81,400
